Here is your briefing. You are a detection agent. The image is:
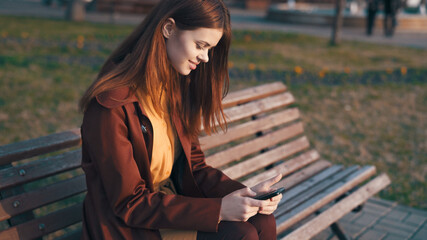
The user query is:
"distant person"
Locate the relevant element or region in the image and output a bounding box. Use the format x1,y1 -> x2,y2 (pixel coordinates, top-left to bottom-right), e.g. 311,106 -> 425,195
366,0 -> 403,36
384,0 -> 401,36
419,0 -> 426,14
78,0 -> 282,239
366,0 -> 380,35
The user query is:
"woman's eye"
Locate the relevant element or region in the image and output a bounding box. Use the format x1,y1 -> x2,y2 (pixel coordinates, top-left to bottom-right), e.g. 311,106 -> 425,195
196,44 -> 203,50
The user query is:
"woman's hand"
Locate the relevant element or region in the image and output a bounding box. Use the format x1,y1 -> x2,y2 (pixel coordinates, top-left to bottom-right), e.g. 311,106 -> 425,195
251,174 -> 283,215
219,175 -> 283,222
258,194 -> 282,215
219,188 -> 265,222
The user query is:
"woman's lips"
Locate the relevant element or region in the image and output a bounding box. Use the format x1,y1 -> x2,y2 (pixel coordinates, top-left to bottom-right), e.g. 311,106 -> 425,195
189,60 -> 198,70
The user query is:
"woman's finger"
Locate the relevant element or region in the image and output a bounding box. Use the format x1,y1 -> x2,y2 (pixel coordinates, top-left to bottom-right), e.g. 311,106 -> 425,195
238,187 -> 257,197
251,174 -> 283,194
262,204 -> 278,210
260,200 -> 279,207
244,208 -> 260,221
270,194 -> 282,202
259,210 -> 274,215
259,205 -> 278,214
260,194 -> 282,206
264,174 -> 282,187
258,209 -> 276,215
246,198 -> 269,208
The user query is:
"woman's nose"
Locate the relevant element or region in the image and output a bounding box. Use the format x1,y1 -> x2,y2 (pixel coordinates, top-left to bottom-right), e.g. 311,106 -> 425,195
198,50 -> 209,63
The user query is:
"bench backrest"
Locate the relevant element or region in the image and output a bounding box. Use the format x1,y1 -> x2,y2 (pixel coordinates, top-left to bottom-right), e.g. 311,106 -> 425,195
0,82 -> 326,239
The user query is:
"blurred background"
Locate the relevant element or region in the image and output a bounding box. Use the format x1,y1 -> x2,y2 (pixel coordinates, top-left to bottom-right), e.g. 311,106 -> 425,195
0,0 -> 426,224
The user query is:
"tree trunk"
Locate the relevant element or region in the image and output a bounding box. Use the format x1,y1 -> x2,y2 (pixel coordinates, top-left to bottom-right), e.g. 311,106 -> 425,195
66,0 -> 86,22
330,0 -> 344,45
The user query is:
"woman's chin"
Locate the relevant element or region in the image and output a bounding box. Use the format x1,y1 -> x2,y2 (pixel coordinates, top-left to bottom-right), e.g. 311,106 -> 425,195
179,69 -> 192,76
172,65 -> 191,76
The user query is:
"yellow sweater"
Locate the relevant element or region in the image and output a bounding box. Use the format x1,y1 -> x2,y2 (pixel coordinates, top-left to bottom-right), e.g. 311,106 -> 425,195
139,93 -> 197,240
140,94 -> 179,189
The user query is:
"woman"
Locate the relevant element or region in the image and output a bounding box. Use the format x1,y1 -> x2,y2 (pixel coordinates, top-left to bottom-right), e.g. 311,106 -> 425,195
79,0 -> 282,239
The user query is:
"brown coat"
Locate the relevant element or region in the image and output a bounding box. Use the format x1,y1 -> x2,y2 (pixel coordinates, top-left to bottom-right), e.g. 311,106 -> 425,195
80,87 -> 245,240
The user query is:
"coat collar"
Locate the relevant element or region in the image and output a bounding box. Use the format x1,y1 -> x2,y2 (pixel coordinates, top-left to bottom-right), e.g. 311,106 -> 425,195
96,87 -> 139,109
96,86 -> 193,174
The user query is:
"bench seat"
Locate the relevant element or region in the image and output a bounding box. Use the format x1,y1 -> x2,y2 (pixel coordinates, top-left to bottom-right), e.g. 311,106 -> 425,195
0,82 -> 390,239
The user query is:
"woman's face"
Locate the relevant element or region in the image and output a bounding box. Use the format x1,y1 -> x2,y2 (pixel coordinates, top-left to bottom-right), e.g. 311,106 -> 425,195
164,22 -> 223,75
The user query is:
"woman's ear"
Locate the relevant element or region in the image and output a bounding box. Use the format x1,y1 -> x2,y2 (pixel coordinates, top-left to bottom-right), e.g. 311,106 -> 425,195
162,18 -> 176,39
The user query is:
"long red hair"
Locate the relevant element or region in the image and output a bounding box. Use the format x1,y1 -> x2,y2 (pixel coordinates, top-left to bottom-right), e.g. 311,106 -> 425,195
79,0 -> 231,139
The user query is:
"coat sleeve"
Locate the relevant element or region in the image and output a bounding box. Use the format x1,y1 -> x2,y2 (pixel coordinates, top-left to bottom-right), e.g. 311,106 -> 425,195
81,100 -> 222,232
190,138 -> 246,198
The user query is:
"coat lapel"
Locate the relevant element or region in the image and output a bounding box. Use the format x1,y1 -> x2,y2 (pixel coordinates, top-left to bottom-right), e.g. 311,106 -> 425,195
171,112 -> 204,197
125,103 -> 155,191
171,113 -> 192,169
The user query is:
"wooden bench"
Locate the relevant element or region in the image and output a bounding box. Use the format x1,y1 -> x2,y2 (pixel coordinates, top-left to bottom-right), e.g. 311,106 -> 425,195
96,0 -> 160,14
0,82 -> 391,239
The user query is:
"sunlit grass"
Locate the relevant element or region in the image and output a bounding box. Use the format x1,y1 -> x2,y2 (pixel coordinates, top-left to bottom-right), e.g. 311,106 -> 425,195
292,83 -> 426,210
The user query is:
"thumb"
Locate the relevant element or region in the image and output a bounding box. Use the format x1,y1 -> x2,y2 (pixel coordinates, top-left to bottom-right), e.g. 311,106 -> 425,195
238,187 -> 257,197
265,174 -> 282,187
273,174 -> 282,183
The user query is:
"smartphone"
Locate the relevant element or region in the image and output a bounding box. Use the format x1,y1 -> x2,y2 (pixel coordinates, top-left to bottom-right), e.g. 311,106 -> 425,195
253,187 -> 286,200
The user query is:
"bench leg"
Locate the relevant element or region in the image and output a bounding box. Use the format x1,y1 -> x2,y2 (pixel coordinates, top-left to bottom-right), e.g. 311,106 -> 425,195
324,188 -> 366,239
326,190 -> 365,240
336,188 -> 365,213
326,189 -> 366,239
314,209 -> 350,240
330,222 -> 350,240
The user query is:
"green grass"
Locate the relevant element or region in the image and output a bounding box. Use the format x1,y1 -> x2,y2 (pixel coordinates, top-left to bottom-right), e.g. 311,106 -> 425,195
0,15 -> 426,210
292,83 -> 427,209
231,30 -> 427,72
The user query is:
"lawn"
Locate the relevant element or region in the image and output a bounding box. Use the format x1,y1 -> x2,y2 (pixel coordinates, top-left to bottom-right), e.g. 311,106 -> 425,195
0,15 -> 426,210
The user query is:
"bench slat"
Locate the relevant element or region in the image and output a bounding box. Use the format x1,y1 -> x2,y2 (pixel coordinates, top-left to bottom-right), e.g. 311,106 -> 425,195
206,123 -> 305,168
282,173 -> 391,240
0,149 -> 82,190
278,165 -> 343,202
222,136 -> 310,179
279,165 -> 376,219
277,166 -> 360,215
56,228 -> 83,240
247,160 -> 332,189
222,82 -> 287,108
0,203 -> 82,239
242,150 -> 320,187
275,165 -> 377,233
0,175 -> 86,221
0,128 -> 81,165
200,108 -> 300,150
223,92 -> 295,124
